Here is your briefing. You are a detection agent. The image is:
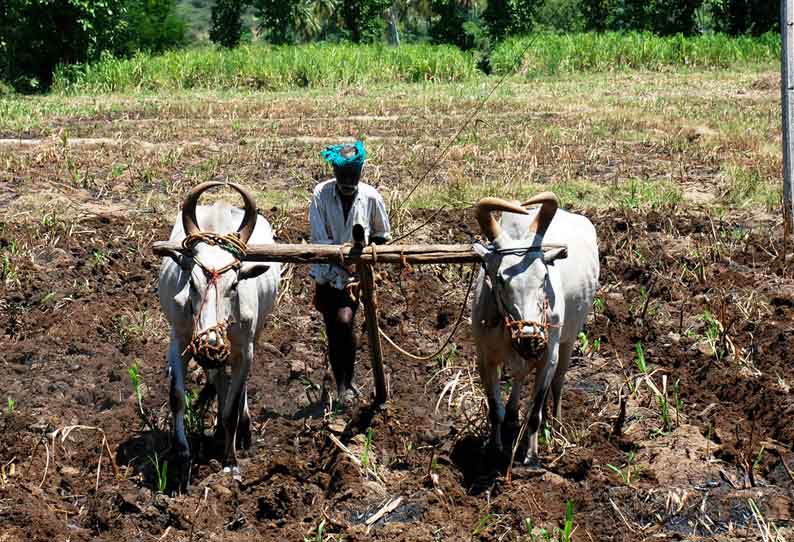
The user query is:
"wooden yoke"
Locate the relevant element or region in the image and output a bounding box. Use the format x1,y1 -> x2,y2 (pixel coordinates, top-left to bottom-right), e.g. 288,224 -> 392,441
153,237 -> 566,406
352,225 -> 387,405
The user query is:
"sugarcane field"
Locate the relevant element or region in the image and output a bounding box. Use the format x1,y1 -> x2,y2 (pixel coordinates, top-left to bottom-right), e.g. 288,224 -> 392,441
1,3 -> 793,540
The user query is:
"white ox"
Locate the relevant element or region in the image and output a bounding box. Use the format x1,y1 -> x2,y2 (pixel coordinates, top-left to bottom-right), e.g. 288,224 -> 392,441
471,192 -> 599,464
158,182 -> 280,487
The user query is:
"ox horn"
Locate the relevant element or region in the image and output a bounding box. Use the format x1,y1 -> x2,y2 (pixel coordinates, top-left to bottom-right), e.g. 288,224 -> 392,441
523,191 -> 559,236
182,181 -> 258,244
474,197 -> 529,242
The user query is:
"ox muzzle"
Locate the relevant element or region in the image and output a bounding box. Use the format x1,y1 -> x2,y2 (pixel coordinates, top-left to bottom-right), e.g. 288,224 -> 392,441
186,320 -> 231,369
505,318 -> 548,359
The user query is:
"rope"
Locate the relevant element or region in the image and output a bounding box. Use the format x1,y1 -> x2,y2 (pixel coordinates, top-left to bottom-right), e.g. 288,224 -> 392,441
180,231 -> 248,368
183,232 -> 248,260
377,263 -> 477,361
391,35 -> 540,243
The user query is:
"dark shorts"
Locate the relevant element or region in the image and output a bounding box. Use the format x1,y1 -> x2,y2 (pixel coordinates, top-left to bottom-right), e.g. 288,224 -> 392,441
313,282 -> 358,314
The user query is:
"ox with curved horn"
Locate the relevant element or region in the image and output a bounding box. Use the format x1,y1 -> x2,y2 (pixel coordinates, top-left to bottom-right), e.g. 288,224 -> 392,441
181,180 -> 258,244
158,182 -> 281,490
471,192 -> 599,467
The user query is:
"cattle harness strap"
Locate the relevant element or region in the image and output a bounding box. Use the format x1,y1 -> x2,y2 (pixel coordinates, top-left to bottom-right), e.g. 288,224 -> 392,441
181,232 -> 249,369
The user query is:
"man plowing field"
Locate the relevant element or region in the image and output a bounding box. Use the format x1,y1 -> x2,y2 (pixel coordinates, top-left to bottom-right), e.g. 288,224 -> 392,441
309,141 -> 390,405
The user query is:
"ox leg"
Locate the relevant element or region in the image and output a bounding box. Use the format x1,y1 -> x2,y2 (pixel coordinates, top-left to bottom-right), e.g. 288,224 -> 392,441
168,336 -> 191,491
236,386 -> 252,450
478,353 -> 505,453
523,342 -> 560,465
210,369 -> 228,442
505,371 -> 526,447
505,366 -> 527,424
221,348 -> 251,481
550,342 -> 574,428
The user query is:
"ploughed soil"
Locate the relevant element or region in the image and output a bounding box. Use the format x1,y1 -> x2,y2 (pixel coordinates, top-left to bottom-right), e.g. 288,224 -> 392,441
1,202 -> 794,541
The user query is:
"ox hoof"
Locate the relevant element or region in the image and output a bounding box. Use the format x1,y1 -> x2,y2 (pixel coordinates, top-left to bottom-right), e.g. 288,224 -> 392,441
483,437 -> 504,455
223,465 -> 242,483
520,455 -> 545,472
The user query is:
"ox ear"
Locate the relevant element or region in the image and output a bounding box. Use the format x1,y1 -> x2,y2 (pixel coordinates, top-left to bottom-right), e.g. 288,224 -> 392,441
163,249 -> 191,270
174,281 -> 190,308
543,246 -> 568,264
238,262 -> 270,281
473,242 -> 498,270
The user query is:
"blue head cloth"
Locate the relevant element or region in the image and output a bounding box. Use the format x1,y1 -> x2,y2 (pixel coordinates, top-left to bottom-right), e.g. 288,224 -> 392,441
321,140 -> 366,178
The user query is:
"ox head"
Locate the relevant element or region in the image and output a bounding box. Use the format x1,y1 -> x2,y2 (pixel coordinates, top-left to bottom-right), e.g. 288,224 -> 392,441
473,192 -> 567,360
163,181 -> 271,366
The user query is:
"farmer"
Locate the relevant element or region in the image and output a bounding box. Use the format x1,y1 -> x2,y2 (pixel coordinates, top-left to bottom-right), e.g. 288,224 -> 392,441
309,141 -> 390,404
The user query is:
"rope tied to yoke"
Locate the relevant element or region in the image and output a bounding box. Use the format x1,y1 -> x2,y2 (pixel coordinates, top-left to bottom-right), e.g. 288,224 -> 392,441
377,262 -> 477,361
182,232 -> 248,260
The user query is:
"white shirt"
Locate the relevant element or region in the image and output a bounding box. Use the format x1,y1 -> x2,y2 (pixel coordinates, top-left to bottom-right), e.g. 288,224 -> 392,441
309,179 -> 391,289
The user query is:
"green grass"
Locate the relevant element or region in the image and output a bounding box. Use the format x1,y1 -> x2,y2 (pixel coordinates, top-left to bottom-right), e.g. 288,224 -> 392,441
52,43 -> 478,94
491,31 -> 778,76
48,32 -> 778,94
719,163 -> 781,208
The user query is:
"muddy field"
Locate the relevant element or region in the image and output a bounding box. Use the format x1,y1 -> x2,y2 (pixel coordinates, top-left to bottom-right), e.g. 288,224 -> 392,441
1,72 -> 793,541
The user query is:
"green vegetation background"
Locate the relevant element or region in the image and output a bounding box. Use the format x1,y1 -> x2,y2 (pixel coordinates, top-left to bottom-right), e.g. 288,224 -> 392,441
0,0 -> 781,94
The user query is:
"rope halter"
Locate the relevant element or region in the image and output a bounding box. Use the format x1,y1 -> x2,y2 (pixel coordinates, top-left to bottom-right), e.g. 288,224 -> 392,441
487,246 -> 560,359
181,232 -> 247,369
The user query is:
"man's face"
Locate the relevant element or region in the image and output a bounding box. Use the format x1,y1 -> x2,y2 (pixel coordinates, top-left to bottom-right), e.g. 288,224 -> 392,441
335,167 -> 361,197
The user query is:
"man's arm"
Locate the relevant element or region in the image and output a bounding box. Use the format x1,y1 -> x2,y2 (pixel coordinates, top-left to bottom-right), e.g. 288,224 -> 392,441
370,191 -> 391,245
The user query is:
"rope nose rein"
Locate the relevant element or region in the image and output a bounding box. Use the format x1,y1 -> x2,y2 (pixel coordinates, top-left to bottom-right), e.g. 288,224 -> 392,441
503,294 -> 558,357
489,269 -> 558,359
181,232 -> 248,369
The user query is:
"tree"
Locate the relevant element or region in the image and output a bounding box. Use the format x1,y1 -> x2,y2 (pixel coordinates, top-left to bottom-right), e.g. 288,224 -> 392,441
123,0 -> 186,53
580,0 -> 611,31
254,0 -> 341,44
0,0 -> 127,91
342,0 -> 392,43
581,0 -> 701,35
209,0 -> 246,47
482,0 -> 536,40
713,0 -> 777,36
430,0 -> 485,49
